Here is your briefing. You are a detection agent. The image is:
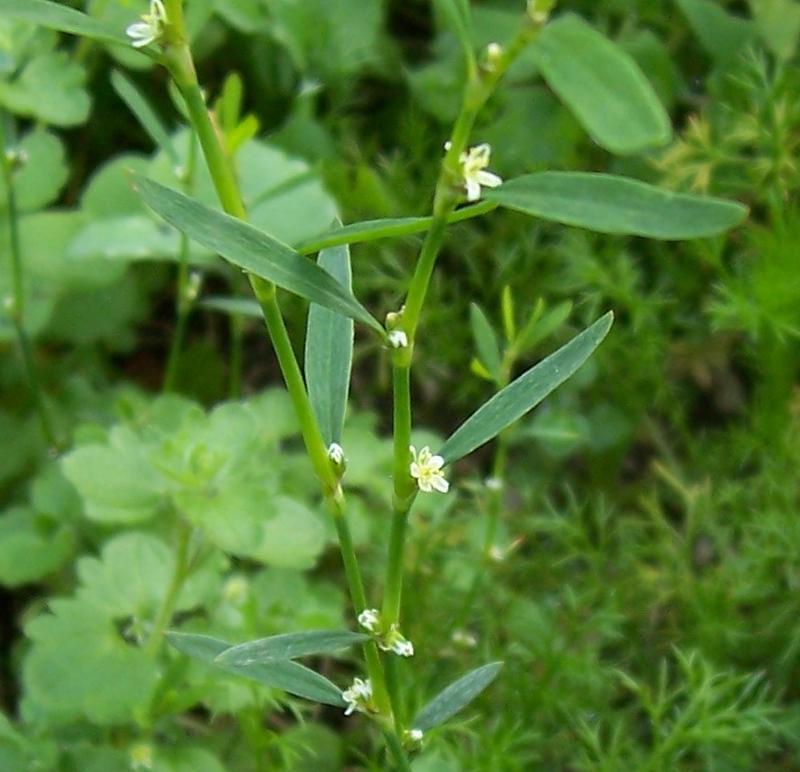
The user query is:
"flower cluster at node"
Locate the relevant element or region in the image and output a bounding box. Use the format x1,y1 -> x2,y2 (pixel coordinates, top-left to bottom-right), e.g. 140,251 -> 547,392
404,728 -> 424,748
357,608 -> 380,633
129,743 -> 154,770
457,143 -> 503,202
327,442 -> 345,466
342,677 -> 373,716
358,608 -> 415,657
126,0 -> 168,48
387,330 -> 408,349
527,0 -> 555,25
484,42 -> 504,71
380,626 -> 414,657
410,445 -> 449,494
451,629 -> 478,649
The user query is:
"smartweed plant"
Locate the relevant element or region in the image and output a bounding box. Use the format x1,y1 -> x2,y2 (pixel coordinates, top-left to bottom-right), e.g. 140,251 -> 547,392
0,0 -> 748,767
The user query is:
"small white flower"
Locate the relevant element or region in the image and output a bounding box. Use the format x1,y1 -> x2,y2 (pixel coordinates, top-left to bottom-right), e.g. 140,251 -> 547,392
489,544 -> 506,562
407,728 -> 424,742
451,629 -> 478,648
185,271 -> 202,303
377,625 -> 415,657
4,147 -> 28,167
342,677 -> 372,716
387,330 -> 409,349
357,608 -> 380,633
527,0 -> 552,25
390,636 -> 415,657
126,0 -> 168,48
410,445 -> 449,494
129,743 -> 154,770
327,442 -> 345,466
222,575 -> 249,604
458,143 -> 503,202
485,476 -> 504,492
485,42 -> 504,70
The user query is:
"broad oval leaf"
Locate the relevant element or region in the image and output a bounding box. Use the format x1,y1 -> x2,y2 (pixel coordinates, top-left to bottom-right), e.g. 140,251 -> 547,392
0,0 -> 129,45
216,630 -> 368,666
165,632 -> 345,707
531,14 -> 671,155
413,662 -> 503,732
486,173 -> 748,240
134,177 -> 383,333
440,312 -> 614,465
305,235 -> 354,446
295,201 -> 496,255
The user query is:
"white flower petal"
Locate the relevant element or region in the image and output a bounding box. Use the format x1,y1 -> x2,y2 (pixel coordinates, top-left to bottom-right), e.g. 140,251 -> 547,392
476,170 -> 503,189
465,179 -> 481,202
431,475 -> 450,494
428,455 -> 444,470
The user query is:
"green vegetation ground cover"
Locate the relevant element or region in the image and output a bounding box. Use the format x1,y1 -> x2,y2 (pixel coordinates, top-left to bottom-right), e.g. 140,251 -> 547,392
0,0 -> 799,769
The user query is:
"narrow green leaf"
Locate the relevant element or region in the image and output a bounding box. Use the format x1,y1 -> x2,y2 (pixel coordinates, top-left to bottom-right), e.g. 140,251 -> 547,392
216,630 -> 368,666
165,632 -> 345,707
434,0 -> 476,70
470,303 -> 503,383
486,173 -> 748,240
134,177 -> 383,334
0,0 -> 129,45
305,235 -> 354,446
413,662 -> 503,732
516,300 -> 573,354
676,0 -> 758,64
440,313 -> 614,465
199,297 -> 263,318
111,71 -> 178,166
294,201 -> 496,255
531,14 -> 671,154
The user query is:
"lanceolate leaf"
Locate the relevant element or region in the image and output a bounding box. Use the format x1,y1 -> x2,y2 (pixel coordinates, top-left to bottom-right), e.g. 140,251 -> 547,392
216,630 -> 368,666
470,303 -> 503,383
135,178 -> 383,333
434,0 -> 476,70
294,201 -> 496,255
440,313 -> 614,465
0,0 -> 129,46
485,173 -> 748,240
111,71 -> 178,166
531,14 -> 671,155
305,236 -> 354,446
199,297 -> 263,318
413,662 -> 504,732
165,632 -> 345,707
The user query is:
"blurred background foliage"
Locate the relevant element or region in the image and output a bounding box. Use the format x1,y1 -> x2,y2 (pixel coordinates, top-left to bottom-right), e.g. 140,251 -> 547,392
1,0 -> 800,769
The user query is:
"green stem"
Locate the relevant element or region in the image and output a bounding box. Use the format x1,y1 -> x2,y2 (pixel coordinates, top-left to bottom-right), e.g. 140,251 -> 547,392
164,48 -> 245,220
163,132 -> 198,392
256,284 -> 336,489
383,729 -> 412,772
329,491 -> 392,717
228,313 -> 244,399
380,15 -> 543,667
0,114 -> 58,450
146,521 -> 191,656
